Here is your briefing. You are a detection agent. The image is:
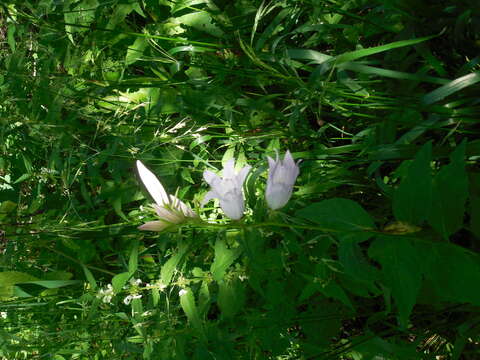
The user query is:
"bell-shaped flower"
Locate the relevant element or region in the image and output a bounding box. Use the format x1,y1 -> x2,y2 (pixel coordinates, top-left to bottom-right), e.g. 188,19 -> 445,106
136,160 -> 197,231
266,150 -> 301,210
202,158 -> 251,220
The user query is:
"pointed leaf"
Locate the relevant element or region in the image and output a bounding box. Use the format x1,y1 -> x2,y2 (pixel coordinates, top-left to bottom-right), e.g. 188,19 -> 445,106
297,198 -> 375,241
368,237 -> 422,328
210,238 -> 241,282
393,142 -> 432,224
428,141 -> 468,239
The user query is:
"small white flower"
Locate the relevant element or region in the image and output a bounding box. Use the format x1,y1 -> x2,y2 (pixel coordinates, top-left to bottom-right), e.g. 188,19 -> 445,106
129,278 -> 142,286
123,294 -> 142,305
179,289 -> 188,297
97,284 -> 114,304
0,312 -> 7,319
202,158 -> 251,220
266,150 -> 301,210
136,160 -> 197,231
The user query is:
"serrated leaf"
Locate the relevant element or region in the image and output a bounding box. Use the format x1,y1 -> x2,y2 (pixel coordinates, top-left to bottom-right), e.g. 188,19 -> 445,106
368,237 -> 422,328
428,140 -> 468,239
179,288 -> 204,337
338,239 -> 379,294
175,12 -> 224,37
210,238 -> 241,282
393,142 -> 432,225
217,279 -> 245,320
297,198 -> 375,241
414,241 -> 480,305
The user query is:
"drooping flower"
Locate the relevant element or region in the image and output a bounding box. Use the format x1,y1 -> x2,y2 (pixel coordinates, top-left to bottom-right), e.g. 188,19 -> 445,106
136,160 -> 197,231
266,150 -> 301,210
202,158 -> 251,220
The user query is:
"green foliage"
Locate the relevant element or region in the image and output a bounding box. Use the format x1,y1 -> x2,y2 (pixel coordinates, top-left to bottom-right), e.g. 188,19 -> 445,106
1,0 -> 480,358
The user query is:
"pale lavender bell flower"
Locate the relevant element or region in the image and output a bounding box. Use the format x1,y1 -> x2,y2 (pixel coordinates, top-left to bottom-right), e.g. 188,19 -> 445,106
266,150 -> 301,210
202,158 -> 251,220
136,160 -> 197,231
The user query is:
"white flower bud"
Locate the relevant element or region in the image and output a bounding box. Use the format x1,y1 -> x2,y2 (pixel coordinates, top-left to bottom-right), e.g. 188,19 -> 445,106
266,150 -> 301,210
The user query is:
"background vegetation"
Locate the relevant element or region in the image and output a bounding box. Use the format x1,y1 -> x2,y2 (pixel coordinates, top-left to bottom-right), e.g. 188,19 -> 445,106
0,0 -> 479,358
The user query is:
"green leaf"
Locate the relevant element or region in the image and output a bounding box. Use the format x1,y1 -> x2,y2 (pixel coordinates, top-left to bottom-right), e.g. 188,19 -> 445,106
82,265 -> 97,290
428,140 -> 468,239
393,142 -> 433,225
179,288 -> 204,337
19,280 -> 80,289
422,72 -> 480,105
128,240 -> 139,274
112,272 -> 131,293
368,237 -> 422,328
297,198 -> 375,241
175,12 -> 224,37
160,244 -> 189,286
0,271 -> 38,299
338,239 -> 379,294
13,173 -> 31,184
126,37 -> 148,66
414,241 -> 480,305
334,35 -> 436,65
468,172 -> 480,239
217,279 -> 246,320
210,238 -> 241,282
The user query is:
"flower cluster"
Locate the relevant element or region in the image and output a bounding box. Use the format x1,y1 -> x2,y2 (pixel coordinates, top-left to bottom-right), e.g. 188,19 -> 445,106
136,150 -> 300,229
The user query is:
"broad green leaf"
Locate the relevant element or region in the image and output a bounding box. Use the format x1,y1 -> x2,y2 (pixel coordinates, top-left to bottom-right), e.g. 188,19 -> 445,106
469,172 -> 480,239
338,239 -> 379,293
368,237 -> 422,328
414,241 -> 480,305
126,37 -> 148,66
217,279 -> 245,320
112,272 -> 131,293
428,140 -> 468,239
297,198 -> 375,241
422,72 -> 480,105
179,288 -> 204,336
210,238 -> 241,282
393,142 -> 432,224
300,263 -> 354,310
0,271 -> 38,298
160,244 -> 189,286
175,12 -> 224,37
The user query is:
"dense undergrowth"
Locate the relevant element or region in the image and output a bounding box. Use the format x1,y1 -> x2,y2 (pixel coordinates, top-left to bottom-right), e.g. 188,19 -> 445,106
0,0 -> 480,358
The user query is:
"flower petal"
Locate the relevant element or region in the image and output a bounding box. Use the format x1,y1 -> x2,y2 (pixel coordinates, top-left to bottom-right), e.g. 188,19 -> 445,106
220,196 -> 244,220
236,164 -> 252,187
201,190 -> 218,207
203,170 -> 220,186
136,160 -> 170,206
138,220 -> 170,232
222,158 -> 235,179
